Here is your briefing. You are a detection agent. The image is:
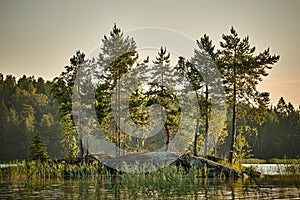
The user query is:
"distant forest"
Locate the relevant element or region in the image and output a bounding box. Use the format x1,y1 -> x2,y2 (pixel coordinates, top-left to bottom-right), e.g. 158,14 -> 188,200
0,74 -> 63,161
1,25 -> 300,162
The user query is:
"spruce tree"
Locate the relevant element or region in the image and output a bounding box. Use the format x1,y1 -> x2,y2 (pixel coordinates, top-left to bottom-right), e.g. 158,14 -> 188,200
52,50 -> 85,163
29,132 -> 49,162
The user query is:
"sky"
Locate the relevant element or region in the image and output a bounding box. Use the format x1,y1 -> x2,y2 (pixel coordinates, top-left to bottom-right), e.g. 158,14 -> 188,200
0,0 -> 299,106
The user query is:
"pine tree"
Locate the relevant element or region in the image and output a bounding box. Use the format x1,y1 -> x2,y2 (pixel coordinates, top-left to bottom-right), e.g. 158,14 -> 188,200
0,74 -> 62,161
139,47 -> 181,151
201,27 -> 280,163
176,57 -> 204,156
151,47 -> 173,86
95,24 -> 137,157
176,40 -> 225,157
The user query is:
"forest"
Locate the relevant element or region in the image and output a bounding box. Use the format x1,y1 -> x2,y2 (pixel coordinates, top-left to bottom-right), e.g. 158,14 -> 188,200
0,25 -> 299,163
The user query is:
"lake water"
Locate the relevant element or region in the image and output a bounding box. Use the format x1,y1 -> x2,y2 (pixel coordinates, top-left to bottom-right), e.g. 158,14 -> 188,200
1,176 -> 299,199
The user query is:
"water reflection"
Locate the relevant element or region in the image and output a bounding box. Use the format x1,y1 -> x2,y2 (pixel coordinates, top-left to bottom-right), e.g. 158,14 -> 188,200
0,176 -> 299,199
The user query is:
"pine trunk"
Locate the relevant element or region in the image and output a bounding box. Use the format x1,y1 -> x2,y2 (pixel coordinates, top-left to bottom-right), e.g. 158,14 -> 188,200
229,65 -> 237,164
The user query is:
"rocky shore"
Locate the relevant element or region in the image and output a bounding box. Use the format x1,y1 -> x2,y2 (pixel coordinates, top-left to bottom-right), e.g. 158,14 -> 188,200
89,152 -> 242,178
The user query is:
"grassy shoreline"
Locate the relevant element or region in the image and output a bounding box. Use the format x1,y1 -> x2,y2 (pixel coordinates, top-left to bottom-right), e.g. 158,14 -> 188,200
242,158 -> 300,164
1,157 -> 299,182
1,159 -> 300,199
0,160 -> 223,182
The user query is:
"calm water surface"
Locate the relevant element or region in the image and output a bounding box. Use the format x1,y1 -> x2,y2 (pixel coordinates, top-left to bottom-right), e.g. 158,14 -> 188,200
0,176 -> 299,199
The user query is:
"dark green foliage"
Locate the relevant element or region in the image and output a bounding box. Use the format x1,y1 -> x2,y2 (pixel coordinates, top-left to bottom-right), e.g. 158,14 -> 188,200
145,83 -> 181,151
94,24 -> 137,156
250,97 -> 300,159
29,132 -> 50,162
52,51 -> 86,118
0,74 -> 63,161
145,47 -> 180,151
95,24 -> 137,122
51,50 -> 86,163
151,47 -> 172,85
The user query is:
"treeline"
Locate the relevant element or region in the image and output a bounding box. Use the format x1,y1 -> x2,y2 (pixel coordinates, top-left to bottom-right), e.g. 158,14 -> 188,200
216,97 -> 300,160
251,97 -> 300,159
0,74 -> 63,161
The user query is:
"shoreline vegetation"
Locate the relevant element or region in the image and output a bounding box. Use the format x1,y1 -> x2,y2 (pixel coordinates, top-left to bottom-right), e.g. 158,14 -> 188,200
1,154 -> 300,182
0,154 -> 241,180
1,158 -> 299,199
1,154 -> 300,199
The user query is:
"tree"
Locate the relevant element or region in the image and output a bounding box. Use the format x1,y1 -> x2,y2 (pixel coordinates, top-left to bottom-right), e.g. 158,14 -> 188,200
95,24 -> 137,157
19,104 -> 36,156
1,75 -> 16,107
0,74 -> 62,161
29,132 -> 50,162
52,51 -> 86,118
151,47 -> 174,86
273,98 -> 300,157
60,114 -> 79,163
275,97 -> 288,116
52,50 -> 85,163
251,98 -> 300,159
144,83 -> 181,151
37,113 -> 63,159
176,57 -> 204,156
201,27 -> 280,163
117,49 -> 182,153
146,47 -> 179,151
177,40 -> 225,157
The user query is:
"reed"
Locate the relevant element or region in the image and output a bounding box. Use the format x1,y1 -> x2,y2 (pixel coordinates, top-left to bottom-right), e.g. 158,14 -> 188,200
115,165 -> 226,199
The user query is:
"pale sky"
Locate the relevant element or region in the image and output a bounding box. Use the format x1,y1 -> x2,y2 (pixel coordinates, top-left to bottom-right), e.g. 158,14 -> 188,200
0,0 -> 299,106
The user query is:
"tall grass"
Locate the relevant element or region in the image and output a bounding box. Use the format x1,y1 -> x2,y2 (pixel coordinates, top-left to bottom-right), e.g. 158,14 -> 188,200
0,160 -> 230,198
116,164 -> 232,199
0,160 -> 101,181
